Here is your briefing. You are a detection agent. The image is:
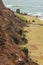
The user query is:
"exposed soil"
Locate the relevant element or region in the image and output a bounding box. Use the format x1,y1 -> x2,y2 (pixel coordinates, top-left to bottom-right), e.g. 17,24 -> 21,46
0,0 -> 38,65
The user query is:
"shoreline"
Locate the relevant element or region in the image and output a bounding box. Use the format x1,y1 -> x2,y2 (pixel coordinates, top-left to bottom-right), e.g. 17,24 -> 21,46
27,13 -> 43,21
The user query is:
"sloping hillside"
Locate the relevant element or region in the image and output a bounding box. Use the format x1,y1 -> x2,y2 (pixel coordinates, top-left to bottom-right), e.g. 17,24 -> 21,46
0,0 -> 38,65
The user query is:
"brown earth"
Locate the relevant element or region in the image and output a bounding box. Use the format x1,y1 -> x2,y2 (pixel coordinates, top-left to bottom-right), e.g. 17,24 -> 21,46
0,0 -> 38,65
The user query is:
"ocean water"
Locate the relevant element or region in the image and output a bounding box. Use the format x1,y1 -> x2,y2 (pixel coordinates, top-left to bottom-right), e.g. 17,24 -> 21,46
3,0 -> 43,19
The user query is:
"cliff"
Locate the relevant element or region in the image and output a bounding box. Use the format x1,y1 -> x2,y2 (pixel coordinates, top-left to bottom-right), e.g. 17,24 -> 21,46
0,0 -> 38,65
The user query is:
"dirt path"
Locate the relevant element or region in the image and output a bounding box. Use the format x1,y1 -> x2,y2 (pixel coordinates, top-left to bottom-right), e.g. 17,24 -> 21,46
23,16 -> 43,65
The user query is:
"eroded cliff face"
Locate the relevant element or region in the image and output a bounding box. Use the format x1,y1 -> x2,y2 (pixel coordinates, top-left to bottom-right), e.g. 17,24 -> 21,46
0,0 -> 38,65
0,0 -> 5,8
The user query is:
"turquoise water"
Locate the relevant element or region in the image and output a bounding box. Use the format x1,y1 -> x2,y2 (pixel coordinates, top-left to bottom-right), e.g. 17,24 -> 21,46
3,0 -> 43,16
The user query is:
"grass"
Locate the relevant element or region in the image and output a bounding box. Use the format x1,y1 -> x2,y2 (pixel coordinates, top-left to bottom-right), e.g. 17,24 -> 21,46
20,45 -> 27,49
15,13 -> 27,23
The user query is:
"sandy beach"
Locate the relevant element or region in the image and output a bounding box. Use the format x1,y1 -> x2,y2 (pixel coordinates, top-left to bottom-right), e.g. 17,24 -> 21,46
23,15 -> 43,65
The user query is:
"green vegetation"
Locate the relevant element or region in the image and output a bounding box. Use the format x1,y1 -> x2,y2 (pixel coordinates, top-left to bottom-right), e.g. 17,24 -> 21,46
13,37 -> 19,44
21,35 -> 28,43
20,45 -> 28,57
16,9 -> 20,14
18,29 -> 28,43
18,29 -> 23,36
28,20 -> 31,24
15,13 -> 27,23
14,13 -> 29,57
25,20 -> 28,23
24,13 -> 27,15
32,20 -> 35,22
11,35 -> 19,44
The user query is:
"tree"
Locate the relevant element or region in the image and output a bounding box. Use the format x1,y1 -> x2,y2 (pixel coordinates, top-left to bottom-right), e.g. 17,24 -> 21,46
16,9 -> 20,13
